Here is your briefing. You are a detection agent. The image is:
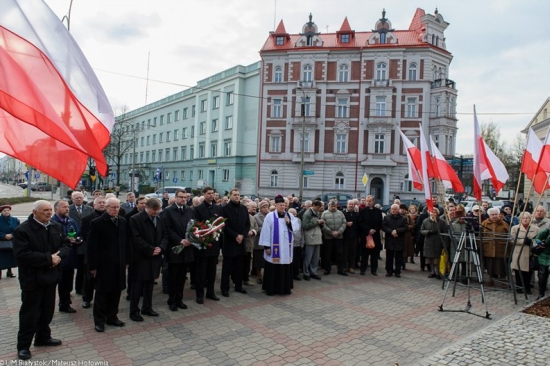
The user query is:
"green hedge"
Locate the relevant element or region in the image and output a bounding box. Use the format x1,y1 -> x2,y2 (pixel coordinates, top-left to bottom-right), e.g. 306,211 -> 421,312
0,197 -> 42,205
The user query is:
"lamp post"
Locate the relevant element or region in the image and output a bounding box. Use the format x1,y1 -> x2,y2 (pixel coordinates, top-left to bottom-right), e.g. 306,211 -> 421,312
297,87 -> 306,203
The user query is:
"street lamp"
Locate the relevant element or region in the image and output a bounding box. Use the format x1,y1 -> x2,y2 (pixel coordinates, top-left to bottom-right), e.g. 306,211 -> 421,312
297,87 -> 306,203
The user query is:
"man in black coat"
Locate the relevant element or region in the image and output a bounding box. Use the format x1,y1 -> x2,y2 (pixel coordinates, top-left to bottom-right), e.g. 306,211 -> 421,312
382,204 -> 408,278
160,189 -> 195,311
342,200 -> 359,274
129,198 -> 168,321
13,200 -> 71,360
357,195 -> 384,276
220,188 -> 250,297
87,197 -> 128,332
80,196 -> 106,309
194,186 -> 222,303
68,190 -> 93,296
124,196 -> 148,300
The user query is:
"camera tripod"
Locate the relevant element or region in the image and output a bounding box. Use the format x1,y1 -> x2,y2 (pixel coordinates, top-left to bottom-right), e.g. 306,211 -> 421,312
439,223 -> 491,319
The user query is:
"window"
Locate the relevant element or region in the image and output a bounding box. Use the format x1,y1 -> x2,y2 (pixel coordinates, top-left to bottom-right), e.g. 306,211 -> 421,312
182,127 -> 187,139
432,66 -> 438,81
274,67 -> 282,83
336,134 -> 347,154
191,126 -> 195,137
174,110 -> 179,121
172,148 -> 177,161
213,96 -> 220,109
402,175 -> 413,192
212,119 -> 219,132
140,136 -> 144,147
406,97 -> 417,118
181,170 -> 185,180
167,113 -> 171,124
141,120 -> 145,130
198,144 -> 205,158
448,135 -> 453,155
270,135 -> 281,153
151,150 -> 156,162
200,122 -> 206,134
147,119 -> 151,129
152,134 -> 157,144
200,100 -> 207,112
174,129 -> 179,141
303,176 -> 309,188
139,152 -> 143,163
276,36 -> 284,45
376,63 -> 387,80
145,151 -> 150,163
380,32 -> 386,44
160,115 -> 164,125
190,146 -> 194,159
302,64 -> 312,82
408,63 -> 417,81
165,148 -> 170,161
301,97 -> 311,116
375,96 -> 386,116
198,170 -> 203,180
299,132 -> 310,152
153,117 -> 157,126
434,135 -> 439,148
272,99 -> 282,118
335,172 -> 345,189
191,105 -> 196,117
337,98 -> 349,118
338,64 -> 349,82
190,170 -> 194,181
166,131 -> 171,142
223,169 -> 230,181
224,141 -> 232,156
159,132 -> 163,143
270,170 -> 278,187
446,96 -> 451,116
225,116 -> 233,129
226,92 -> 234,105
341,34 -> 350,43
211,142 -> 217,157
374,134 -> 385,153
435,97 -> 441,117
183,108 -> 188,119
181,146 -> 187,160
158,149 -> 163,162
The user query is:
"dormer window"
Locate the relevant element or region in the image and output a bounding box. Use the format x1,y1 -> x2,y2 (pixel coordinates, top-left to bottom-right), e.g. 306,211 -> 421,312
276,36 -> 284,45
341,34 -> 350,43
380,32 -> 386,44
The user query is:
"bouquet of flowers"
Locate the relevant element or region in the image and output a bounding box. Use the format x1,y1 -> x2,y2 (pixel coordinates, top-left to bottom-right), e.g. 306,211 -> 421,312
185,216 -> 226,251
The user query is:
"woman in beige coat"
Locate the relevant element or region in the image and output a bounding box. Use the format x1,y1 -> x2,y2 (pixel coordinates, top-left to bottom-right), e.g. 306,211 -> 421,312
510,212 -> 539,294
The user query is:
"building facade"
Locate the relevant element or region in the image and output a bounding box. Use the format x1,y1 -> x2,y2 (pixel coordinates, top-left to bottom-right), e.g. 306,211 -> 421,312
257,9 -> 458,203
114,62 -> 260,196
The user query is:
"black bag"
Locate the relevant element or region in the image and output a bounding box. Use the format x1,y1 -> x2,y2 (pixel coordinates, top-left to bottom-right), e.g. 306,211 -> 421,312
0,240 -> 12,250
531,245 -> 545,256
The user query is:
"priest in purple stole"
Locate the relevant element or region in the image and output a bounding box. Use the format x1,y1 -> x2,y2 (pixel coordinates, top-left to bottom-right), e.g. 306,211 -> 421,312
259,195 -> 299,295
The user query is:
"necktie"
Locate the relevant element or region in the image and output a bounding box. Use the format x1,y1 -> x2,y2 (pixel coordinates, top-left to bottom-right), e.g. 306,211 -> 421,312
152,217 -> 157,227
112,216 -> 118,227
77,206 -> 82,217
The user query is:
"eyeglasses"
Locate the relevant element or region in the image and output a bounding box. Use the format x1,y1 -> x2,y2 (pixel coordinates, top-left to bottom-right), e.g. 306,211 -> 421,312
176,196 -> 186,199
473,209 -> 480,212
107,206 -> 120,209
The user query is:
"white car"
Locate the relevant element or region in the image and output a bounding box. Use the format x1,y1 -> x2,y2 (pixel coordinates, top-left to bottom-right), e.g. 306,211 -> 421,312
144,186 -> 191,199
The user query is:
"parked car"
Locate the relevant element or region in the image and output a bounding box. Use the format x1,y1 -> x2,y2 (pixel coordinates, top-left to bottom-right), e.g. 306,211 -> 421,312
31,182 -> 52,191
312,193 -> 354,210
460,201 -> 477,213
144,186 -> 192,199
18,182 -> 28,189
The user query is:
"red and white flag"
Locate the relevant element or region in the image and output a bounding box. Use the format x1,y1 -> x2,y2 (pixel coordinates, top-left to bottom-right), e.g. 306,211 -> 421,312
532,127 -> 550,194
0,0 -> 114,187
473,105 -> 509,200
429,136 -> 464,193
419,127 -> 433,212
399,130 -> 423,190
522,128 -> 543,180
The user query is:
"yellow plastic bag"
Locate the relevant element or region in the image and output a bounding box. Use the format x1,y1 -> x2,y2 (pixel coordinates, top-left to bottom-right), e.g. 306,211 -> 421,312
439,249 -> 448,275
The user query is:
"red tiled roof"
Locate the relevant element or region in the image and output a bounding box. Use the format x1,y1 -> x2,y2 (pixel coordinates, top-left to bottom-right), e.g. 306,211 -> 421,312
408,8 -> 425,31
338,17 -> 353,33
274,20 -> 287,35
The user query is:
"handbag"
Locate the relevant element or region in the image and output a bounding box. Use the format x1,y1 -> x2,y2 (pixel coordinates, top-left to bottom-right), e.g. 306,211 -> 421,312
0,240 -> 12,250
365,234 -> 375,249
439,249 -> 448,275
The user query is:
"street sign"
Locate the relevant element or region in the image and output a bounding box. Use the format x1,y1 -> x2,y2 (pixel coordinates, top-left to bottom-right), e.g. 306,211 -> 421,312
303,170 -> 314,176
25,171 -> 29,179
362,173 -> 368,187
173,177 -> 178,183
110,173 -> 117,179
34,173 -> 40,179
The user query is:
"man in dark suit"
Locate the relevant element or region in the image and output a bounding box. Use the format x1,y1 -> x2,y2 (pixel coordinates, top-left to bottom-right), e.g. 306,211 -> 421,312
120,192 -> 136,213
129,198 -> 168,321
193,186 -> 221,303
161,189 -> 195,310
124,196 -> 148,300
220,188 -> 250,297
87,198 -> 129,332
69,191 -> 93,296
13,200 -> 71,360
357,195 -> 383,276
80,196 -> 106,309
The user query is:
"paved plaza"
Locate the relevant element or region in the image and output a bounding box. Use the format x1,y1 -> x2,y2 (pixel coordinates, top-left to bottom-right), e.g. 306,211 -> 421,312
0,202 -> 549,365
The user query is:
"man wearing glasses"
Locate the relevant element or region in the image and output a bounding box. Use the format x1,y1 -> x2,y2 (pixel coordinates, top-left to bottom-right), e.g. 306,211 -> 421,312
87,198 -> 128,332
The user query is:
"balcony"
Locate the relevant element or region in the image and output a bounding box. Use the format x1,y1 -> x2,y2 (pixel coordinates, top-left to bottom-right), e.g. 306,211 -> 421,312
371,79 -> 392,88
291,116 -> 317,127
366,116 -> 393,127
361,154 -> 397,167
292,152 -> 315,163
431,78 -> 456,90
297,80 -> 316,89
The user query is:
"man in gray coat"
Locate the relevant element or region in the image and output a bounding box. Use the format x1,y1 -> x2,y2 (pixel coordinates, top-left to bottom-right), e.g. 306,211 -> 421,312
301,201 -> 324,281
382,204 -> 408,278
321,200 -> 347,276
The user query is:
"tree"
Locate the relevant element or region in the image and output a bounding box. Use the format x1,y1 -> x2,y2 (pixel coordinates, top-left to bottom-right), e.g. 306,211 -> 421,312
103,107 -> 139,186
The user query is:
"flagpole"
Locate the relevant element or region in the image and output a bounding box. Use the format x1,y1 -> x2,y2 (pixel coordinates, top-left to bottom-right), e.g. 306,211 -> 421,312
510,172 -> 525,221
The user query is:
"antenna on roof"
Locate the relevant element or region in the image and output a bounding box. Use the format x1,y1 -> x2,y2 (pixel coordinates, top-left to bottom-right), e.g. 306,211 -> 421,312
326,25 -> 329,33
273,0 -> 277,31
145,51 -> 150,105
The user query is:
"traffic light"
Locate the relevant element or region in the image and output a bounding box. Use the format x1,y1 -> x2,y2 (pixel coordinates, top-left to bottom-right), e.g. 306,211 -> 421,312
89,166 -> 96,176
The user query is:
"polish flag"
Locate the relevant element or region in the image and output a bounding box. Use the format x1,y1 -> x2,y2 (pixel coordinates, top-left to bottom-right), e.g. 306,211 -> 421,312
399,130 -> 423,190
532,128 -> 550,194
473,106 -> 509,200
419,127 -> 433,212
0,0 -> 114,187
522,128 -> 543,180
429,136 -> 464,193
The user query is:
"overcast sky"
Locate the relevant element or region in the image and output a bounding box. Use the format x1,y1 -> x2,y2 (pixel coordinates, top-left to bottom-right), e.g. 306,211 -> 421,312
44,0 -> 550,155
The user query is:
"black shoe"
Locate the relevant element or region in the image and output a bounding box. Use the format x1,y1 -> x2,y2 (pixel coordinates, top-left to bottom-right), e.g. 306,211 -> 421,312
206,294 -> 220,301
303,275 -> 311,281
106,319 -> 125,327
125,294 -> 130,301
516,289 -> 524,294
59,306 -> 77,313
410,259 -> 415,264
428,274 -> 436,278
176,302 -> 188,309
75,290 -> 83,295
196,297 -> 204,304
395,274 -> 401,278
310,274 -> 321,280
385,273 -> 392,277
536,295 -> 544,300
7,272 -> 15,278
222,291 -> 230,297
94,324 -> 105,332
360,272 -> 366,276
162,289 -> 169,295
371,272 -> 378,276
323,270 -> 330,275
141,309 -> 159,317
82,302 -> 91,309
34,338 -> 62,347
337,271 -> 348,276
130,313 -> 144,322
169,304 -> 178,311
235,288 -> 247,294
18,349 -> 31,360
293,275 -> 302,281
256,278 -> 263,285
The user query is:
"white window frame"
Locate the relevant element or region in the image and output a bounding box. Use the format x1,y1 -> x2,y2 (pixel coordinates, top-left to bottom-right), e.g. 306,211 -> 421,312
270,135 -> 281,153
337,98 -> 349,118
198,144 -> 205,158
213,96 -> 220,109
375,96 -> 386,116
335,172 -> 345,190
224,141 -> 232,156
272,99 -> 282,118
270,170 -> 279,187
374,134 -> 385,153
406,97 -> 417,118
211,142 -> 217,157
200,100 -> 207,112
408,63 -> 417,81
225,116 -> 233,129
212,119 -> 219,132
274,67 -> 283,83
338,64 -> 349,82
335,133 -> 347,154
223,169 -> 230,181
302,64 -> 312,82
376,63 -> 387,81
226,92 -> 234,105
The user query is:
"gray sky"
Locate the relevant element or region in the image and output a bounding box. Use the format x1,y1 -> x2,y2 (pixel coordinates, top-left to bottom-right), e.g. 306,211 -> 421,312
45,0 -> 550,155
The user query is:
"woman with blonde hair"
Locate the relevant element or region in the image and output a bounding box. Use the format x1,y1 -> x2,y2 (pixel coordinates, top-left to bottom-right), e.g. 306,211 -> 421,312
510,212 -> 539,294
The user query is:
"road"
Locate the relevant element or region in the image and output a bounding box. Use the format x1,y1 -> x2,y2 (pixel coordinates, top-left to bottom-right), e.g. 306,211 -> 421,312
0,183 -> 61,200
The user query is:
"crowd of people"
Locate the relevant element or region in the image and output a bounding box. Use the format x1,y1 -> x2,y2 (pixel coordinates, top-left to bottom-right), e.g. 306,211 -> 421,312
5,188 -> 550,360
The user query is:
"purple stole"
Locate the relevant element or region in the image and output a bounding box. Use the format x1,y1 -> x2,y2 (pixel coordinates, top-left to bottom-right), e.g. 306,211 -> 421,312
272,211 -> 293,264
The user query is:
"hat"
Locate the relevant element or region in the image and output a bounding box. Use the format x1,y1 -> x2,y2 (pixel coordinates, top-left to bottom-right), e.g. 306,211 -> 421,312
455,208 -> 465,218
274,195 -> 284,204
472,205 -> 480,211
0,205 -> 11,211
259,201 -> 269,209
502,204 -> 512,209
